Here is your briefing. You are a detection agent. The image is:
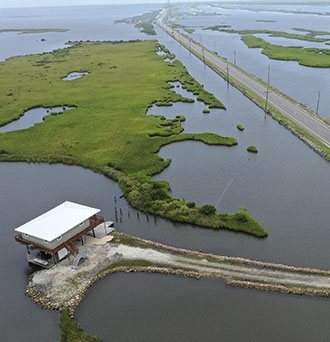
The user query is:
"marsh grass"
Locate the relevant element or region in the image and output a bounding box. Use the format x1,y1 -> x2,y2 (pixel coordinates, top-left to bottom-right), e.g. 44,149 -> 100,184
0,28 -> 69,34
241,35 -> 330,68
0,40 -> 266,237
120,175 -> 267,237
204,26 -> 330,67
208,28 -> 330,43
60,307 -> 99,342
247,145 -> 258,153
116,10 -> 160,36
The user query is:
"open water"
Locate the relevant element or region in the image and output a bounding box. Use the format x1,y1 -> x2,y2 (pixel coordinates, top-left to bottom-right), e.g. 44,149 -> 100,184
1,3 -> 330,341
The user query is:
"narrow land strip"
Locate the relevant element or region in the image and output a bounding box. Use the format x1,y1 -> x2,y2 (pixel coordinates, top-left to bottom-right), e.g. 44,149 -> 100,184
0,39 -> 266,237
157,10 -> 330,156
27,231 -> 330,316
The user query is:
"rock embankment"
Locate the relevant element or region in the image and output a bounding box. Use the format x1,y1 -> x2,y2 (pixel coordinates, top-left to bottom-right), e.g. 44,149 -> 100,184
26,232 -> 330,316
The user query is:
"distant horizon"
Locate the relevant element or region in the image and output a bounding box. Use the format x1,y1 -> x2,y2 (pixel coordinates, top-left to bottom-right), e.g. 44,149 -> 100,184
0,0 -> 326,9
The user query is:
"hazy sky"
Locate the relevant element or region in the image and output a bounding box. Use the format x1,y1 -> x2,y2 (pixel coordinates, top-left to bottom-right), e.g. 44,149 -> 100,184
0,0 -> 319,8
0,0 -> 191,8
0,0 -> 275,9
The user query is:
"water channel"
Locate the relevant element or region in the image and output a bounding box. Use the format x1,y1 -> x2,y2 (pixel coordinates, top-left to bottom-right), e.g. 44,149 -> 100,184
62,71 -> 89,81
1,3 -> 330,341
0,106 -> 74,133
177,4 -> 330,120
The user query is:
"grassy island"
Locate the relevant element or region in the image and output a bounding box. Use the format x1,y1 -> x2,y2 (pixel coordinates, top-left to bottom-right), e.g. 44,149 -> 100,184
205,27 -> 330,44
0,40 -> 266,237
204,27 -> 330,68
0,28 -> 69,34
247,145 -> 258,153
241,35 -> 330,68
116,10 -> 160,36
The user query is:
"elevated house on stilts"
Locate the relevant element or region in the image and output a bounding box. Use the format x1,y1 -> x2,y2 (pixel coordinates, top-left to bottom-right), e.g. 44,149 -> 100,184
14,201 -> 106,268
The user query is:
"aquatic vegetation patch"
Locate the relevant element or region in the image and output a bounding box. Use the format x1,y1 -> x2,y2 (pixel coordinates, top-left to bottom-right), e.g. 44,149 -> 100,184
60,307 -> 99,342
119,175 -> 266,237
207,27 -> 330,43
247,145 -> 258,153
241,35 -> 330,68
0,28 -> 69,34
205,26 -> 330,68
174,115 -> 186,122
116,10 -> 161,36
171,23 -> 195,34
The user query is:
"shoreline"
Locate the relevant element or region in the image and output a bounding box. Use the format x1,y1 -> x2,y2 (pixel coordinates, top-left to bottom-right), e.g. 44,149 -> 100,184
26,231 -> 330,317
156,14 -> 330,163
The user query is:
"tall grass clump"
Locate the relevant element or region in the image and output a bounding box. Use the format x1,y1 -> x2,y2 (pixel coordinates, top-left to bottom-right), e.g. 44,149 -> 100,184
60,308 -> 99,342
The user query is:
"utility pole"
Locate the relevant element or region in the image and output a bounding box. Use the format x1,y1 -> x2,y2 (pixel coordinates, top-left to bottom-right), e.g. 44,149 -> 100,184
200,36 -> 205,68
316,90 -> 321,115
226,63 -> 229,89
234,50 -> 236,66
202,46 -> 205,68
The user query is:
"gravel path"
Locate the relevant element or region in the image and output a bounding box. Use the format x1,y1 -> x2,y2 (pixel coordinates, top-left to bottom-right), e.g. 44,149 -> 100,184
27,237 -> 330,313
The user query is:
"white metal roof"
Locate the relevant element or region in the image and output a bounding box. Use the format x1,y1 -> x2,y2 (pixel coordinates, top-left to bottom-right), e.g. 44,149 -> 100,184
15,201 -> 100,242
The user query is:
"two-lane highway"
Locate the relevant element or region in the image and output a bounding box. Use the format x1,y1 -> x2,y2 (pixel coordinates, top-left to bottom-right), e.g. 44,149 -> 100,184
157,12 -> 330,152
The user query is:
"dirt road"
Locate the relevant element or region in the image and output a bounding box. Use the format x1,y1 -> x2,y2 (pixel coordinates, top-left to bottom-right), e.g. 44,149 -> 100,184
27,233 -> 330,314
